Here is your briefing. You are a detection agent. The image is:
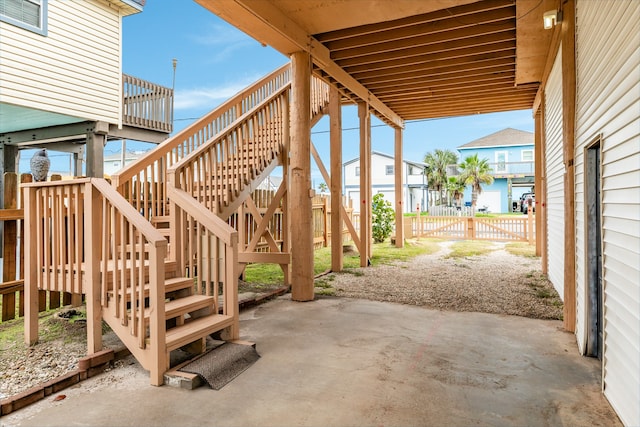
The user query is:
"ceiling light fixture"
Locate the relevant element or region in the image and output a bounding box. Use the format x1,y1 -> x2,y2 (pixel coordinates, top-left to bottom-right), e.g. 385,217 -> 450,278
543,10 -> 560,29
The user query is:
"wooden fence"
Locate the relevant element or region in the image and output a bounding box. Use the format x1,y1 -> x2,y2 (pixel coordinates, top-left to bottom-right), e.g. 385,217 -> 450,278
1,173 -> 83,323
404,212 -> 535,244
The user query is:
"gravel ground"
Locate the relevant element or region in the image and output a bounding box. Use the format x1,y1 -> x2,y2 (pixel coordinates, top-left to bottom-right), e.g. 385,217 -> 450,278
1,240 -> 560,399
321,240 -> 563,320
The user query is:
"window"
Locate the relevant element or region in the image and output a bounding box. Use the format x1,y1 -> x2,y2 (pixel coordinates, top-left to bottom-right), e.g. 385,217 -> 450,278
0,0 -> 47,35
385,165 -> 393,175
355,166 -> 360,176
495,151 -> 507,173
521,150 -> 534,162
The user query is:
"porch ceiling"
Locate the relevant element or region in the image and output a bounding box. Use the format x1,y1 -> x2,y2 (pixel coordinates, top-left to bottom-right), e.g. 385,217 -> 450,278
196,0 -> 555,126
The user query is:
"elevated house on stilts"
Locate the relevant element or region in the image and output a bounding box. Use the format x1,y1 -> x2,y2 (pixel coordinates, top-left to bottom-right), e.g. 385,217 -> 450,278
2,1 -> 638,425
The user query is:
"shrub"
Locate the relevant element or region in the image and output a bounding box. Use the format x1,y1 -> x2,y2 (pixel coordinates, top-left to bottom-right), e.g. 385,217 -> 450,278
372,193 -> 395,243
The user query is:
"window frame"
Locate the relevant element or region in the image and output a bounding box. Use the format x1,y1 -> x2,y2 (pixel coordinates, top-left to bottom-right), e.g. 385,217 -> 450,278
0,0 -> 48,36
355,166 -> 360,176
495,150 -> 508,173
521,149 -> 534,162
385,164 -> 393,175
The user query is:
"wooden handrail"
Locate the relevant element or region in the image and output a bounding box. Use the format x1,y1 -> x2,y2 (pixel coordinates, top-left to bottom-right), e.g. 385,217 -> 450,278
166,187 -> 237,246
112,64 -> 292,187
91,179 -> 166,246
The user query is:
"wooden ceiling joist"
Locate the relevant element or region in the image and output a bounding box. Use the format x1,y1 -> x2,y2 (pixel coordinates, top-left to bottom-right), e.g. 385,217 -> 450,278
315,0 -> 514,45
198,0 -> 546,122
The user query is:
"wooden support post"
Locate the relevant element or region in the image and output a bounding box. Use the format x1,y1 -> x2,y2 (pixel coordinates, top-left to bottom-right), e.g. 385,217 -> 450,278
358,102 -> 371,267
561,0 -> 577,333
86,128 -> 106,178
527,200 -> 534,245
24,185 -> 39,345
394,127 -> 404,248
282,97 -> 291,286
329,85 -> 343,271
2,172 -> 18,321
534,109 -> 544,257
289,51 -> 314,301
84,182 -> 103,354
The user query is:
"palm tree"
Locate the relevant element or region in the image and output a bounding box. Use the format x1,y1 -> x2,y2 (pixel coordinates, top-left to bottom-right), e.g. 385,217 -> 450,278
458,154 -> 494,208
424,149 -> 458,205
447,176 -> 466,208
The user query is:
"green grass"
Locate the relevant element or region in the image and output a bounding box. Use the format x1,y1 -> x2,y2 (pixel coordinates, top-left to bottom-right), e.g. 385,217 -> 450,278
445,240 -> 496,258
505,242 -> 538,258
243,238 -> 441,285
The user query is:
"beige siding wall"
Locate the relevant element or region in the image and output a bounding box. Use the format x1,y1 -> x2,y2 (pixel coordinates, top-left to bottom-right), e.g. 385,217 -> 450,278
544,46 -> 564,299
575,1 -> 640,426
0,0 -> 122,124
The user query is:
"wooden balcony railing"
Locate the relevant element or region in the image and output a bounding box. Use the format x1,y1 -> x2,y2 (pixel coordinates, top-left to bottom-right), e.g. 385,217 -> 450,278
448,160 -> 535,178
122,74 -> 173,134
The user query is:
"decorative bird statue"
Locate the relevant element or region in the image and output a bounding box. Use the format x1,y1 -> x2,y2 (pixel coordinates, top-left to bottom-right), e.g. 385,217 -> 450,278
30,149 -> 50,182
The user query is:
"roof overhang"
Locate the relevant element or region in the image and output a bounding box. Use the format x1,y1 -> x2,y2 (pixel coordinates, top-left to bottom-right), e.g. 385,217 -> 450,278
196,0 -> 556,125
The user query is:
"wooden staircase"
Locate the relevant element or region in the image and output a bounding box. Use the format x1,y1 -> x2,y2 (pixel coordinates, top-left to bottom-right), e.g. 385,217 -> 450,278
24,63 -> 330,386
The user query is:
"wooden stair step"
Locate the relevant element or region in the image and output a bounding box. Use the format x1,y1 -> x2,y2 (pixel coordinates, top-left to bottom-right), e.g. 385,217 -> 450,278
145,294 -> 214,321
109,276 -> 193,301
150,215 -> 170,225
165,314 -> 234,352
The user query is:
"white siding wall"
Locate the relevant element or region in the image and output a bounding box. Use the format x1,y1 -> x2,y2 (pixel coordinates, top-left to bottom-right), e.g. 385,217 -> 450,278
544,47 -> 565,299
0,0 -> 122,124
575,1 -> 640,425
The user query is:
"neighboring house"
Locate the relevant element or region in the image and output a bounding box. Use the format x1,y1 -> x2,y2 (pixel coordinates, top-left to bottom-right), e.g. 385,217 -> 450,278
0,0 -> 172,192
344,151 -> 427,213
103,150 -> 148,176
455,128 -> 535,213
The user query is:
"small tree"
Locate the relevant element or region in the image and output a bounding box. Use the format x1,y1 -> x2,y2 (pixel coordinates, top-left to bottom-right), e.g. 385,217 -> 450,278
458,154 -> 494,208
447,176 -> 465,208
372,193 -> 395,243
317,182 -> 328,193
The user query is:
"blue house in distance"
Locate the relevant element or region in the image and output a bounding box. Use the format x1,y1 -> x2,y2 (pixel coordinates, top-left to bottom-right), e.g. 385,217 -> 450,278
456,128 -> 534,213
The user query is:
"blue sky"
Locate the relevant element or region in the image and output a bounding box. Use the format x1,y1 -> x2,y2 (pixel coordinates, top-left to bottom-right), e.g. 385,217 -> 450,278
31,1 -> 534,182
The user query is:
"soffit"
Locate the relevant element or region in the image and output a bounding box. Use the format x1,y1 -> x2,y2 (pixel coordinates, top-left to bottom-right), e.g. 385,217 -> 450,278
196,0 -> 552,123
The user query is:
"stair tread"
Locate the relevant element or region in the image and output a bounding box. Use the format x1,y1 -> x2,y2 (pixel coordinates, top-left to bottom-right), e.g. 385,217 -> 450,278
165,314 -> 234,352
110,276 -> 193,299
159,294 -> 214,319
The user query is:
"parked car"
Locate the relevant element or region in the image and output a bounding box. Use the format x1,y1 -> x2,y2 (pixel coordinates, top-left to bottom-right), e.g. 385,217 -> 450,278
520,192 -> 535,214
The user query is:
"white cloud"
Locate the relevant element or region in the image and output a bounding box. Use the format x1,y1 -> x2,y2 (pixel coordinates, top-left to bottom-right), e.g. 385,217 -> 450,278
174,76 -> 261,111
189,24 -> 257,62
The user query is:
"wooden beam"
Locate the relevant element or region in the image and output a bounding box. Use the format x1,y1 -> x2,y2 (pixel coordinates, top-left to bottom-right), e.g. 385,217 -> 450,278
346,41 -> 515,75
394,127 -> 404,248
315,0 -> 514,44
561,0 -> 576,333
289,51 -> 314,302
196,0 -> 403,128
359,102 -> 371,267
85,131 -> 106,178
238,252 -> 291,264
330,18 -> 515,61
329,85 -> 343,271
534,108 -> 544,258
311,143 -> 361,254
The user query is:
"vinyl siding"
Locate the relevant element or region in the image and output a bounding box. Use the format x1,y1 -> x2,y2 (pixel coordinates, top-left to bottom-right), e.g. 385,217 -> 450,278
544,46 -> 564,299
574,1 -> 640,425
0,0 -> 122,124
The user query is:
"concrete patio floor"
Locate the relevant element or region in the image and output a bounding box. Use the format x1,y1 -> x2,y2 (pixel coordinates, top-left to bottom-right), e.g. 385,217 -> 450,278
3,296 -> 621,427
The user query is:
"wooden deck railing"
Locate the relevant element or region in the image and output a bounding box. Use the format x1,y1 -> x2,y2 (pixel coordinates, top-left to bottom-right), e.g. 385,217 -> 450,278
167,86 -> 290,219
405,213 -> 535,244
122,74 -> 173,133
112,64 -> 292,222
22,178 -> 168,381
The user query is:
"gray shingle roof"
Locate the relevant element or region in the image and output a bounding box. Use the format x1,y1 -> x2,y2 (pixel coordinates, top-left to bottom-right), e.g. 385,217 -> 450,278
457,128 -> 533,149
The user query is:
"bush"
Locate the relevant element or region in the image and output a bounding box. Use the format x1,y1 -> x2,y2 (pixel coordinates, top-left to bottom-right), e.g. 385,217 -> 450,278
372,193 -> 395,243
